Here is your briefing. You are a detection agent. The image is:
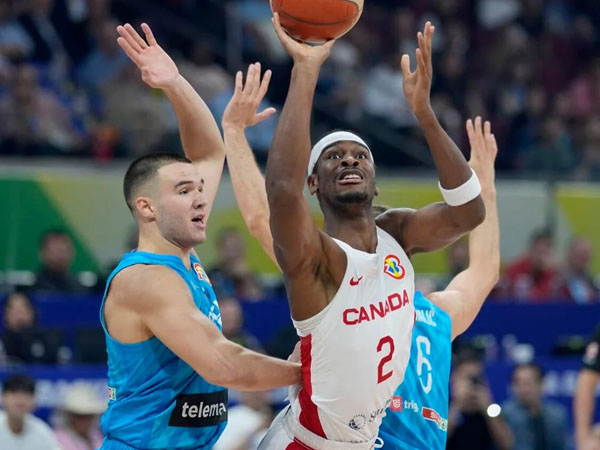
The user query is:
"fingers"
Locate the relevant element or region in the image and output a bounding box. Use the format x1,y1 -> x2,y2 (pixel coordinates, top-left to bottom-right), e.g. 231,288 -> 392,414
400,54 -> 412,78
474,116 -> 484,149
233,70 -> 243,96
272,12 -> 289,44
258,69 -> 272,101
416,48 -> 426,76
322,38 -> 336,52
117,36 -> 140,65
466,118 -> 476,146
123,23 -> 148,50
255,107 -> 277,123
245,62 -> 259,98
141,23 -> 157,46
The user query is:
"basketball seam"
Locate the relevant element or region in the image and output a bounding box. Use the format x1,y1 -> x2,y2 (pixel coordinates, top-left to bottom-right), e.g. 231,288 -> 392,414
276,4 -> 359,27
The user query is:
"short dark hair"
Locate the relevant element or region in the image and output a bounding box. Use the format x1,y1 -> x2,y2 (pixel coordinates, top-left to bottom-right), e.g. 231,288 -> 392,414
123,153 -> 191,212
2,374 -> 35,394
512,362 -> 544,382
39,229 -> 71,250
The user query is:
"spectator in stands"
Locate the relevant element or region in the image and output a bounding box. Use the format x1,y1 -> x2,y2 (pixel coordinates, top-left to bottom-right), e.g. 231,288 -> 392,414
101,64 -> 175,156
577,115 -> 600,181
447,352 -> 513,450
438,239 -> 468,289
503,229 -> 559,301
0,64 -> 85,155
1,291 -> 61,364
209,228 -> 264,301
502,363 -> 569,450
521,115 -> 576,176
77,17 -> 129,93
0,373 -> 61,450
0,1 -> 33,61
54,384 -> 105,450
213,390 -> 272,450
17,0 -> 71,70
33,230 -> 86,292
220,297 -> 263,353
557,237 -> 599,304
575,322 -> 600,450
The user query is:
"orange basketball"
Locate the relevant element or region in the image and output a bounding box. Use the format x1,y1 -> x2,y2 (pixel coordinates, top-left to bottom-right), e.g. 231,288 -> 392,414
270,0 -> 364,44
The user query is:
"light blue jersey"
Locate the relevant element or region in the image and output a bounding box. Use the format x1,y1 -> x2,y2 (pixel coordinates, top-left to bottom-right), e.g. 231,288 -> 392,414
379,290 -> 452,450
99,251 -> 226,450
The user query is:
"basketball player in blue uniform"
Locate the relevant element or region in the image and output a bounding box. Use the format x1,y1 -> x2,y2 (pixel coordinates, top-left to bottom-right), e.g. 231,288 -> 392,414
99,24 -> 300,450
378,117 -> 501,449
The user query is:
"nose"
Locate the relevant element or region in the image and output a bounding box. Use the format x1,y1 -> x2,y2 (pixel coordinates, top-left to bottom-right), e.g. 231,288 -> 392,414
193,191 -> 207,209
341,156 -> 359,167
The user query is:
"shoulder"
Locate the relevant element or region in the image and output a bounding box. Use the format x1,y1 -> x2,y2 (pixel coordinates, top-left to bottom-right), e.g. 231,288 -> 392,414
375,208 -> 415,240
26,414 -> 53,433
109,264 -> 189,309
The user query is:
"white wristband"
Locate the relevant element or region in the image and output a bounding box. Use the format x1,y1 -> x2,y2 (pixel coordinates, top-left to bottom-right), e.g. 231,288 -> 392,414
438,169 -> 481,206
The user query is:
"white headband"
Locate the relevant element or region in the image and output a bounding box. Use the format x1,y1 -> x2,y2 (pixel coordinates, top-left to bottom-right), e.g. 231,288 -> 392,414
308,131 -> 373,176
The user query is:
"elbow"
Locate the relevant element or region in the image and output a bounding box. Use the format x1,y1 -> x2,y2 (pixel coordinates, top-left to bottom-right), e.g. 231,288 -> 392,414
452,196 -> 486,231
246,213 -> 269,239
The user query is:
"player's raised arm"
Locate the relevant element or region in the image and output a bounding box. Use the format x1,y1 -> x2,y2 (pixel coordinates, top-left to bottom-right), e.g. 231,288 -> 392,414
113,265 -> 300,391
428,118 -> 500,340
221,63 -> 278,265
117,23 -> 225,218
377,22 -> 485,255
266,14 -> 344,319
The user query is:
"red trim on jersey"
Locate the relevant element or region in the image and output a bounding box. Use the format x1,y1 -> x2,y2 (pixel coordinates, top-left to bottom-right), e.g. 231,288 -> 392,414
285,438 -> 315,450
298,334 -> 326,438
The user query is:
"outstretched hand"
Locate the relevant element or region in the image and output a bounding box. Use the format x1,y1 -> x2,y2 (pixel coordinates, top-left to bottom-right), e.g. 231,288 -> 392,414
222,62 -> 277,131
271,12 -> 335,68
467,117 -> 498,193
401,21 -> 435,119
116,23 -> 179,90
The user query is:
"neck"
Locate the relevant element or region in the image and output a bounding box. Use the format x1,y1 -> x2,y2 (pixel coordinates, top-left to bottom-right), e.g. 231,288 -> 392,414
7,416 -> 24,434
137,230 -> 194,269
323,204 -> 378,253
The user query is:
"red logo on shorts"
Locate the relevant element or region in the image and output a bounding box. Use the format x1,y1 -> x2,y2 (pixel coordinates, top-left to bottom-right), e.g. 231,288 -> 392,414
384,255 -> 405,280
391,396 -> 403,412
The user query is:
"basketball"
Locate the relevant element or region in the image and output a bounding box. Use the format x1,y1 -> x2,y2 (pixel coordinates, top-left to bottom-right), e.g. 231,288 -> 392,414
270,0 -> 364,44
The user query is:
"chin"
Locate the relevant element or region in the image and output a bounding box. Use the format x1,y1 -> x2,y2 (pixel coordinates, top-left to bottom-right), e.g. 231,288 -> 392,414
335,190 -> 370,204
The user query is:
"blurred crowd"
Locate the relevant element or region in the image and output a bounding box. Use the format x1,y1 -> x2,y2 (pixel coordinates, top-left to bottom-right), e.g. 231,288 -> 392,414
438,229 -> 600,304
0,0 -> 598,180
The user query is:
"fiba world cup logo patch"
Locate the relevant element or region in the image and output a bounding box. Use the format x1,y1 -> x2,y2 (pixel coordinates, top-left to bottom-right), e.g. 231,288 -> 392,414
384,255 -> 405,280
193,263 -> 212,285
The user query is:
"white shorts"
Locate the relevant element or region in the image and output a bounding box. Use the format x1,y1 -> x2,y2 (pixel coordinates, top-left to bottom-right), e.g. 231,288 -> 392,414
257,406 -> 382,450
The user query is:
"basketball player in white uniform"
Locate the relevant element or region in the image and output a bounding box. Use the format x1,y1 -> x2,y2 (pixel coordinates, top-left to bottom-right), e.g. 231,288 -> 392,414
255,17 -> 486,449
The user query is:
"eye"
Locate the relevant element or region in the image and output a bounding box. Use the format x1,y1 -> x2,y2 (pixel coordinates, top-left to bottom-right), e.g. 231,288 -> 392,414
357,153 -> 367,159
327,153 -> 340,160
179,189 -> 189,195
198,185 -> 204,193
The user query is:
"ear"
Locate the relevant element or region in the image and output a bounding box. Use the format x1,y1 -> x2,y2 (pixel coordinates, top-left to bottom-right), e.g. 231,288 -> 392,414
374,185 -> 380,197
307,174 -> 318,195
135,197 -> 155,220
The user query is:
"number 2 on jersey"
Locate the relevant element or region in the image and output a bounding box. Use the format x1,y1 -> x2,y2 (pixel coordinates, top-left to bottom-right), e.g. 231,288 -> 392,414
377,336 -> 395,383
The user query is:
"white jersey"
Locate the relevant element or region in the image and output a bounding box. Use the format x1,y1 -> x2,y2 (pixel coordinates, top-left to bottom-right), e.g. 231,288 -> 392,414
290,226 -> 415,443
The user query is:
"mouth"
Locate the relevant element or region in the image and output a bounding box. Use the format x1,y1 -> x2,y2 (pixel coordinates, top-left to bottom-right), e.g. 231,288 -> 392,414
337,169 -> 364,185
191,214 -> 206,231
